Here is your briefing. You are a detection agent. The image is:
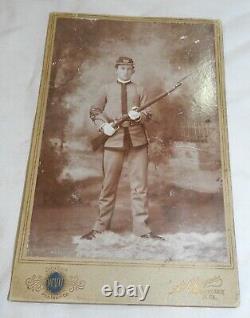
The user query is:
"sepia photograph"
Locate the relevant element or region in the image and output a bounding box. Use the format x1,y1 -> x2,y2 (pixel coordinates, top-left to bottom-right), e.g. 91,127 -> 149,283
8,13 -> 239,307
28,15 -> 227,263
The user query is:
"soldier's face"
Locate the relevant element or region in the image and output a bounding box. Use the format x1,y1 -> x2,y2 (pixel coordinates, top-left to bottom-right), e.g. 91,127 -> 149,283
116,65 -> 134,81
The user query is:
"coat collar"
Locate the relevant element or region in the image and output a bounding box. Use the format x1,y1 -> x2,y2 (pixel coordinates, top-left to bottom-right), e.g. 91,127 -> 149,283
117,78 -> 132,85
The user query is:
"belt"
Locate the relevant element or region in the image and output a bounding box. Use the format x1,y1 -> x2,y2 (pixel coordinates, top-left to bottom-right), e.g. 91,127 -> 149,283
121,120 -> 141,128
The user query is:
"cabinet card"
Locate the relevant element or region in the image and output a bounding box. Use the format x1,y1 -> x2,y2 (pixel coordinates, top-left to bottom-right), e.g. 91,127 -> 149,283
8,13 -> 239,307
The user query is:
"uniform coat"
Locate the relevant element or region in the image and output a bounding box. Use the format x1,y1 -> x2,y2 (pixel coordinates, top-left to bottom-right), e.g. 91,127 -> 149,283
90,81 -> 150,149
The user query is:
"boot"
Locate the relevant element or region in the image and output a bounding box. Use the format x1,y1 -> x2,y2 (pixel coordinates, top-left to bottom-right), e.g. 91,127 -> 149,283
80,230 -> 101,240
140,232 -> 166,241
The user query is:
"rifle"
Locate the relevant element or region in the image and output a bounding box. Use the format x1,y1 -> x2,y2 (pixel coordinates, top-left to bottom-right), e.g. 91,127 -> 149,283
90,74 -> 190,151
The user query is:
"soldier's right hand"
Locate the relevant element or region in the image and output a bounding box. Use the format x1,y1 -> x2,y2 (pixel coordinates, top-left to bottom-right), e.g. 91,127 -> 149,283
100,123 -> 116,136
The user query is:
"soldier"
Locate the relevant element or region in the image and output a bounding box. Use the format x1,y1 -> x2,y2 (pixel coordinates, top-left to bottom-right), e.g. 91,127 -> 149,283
81,56 -> 164,240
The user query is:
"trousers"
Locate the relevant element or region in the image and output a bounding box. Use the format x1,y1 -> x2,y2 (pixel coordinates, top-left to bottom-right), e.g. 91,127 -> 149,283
93,146 -> 151,236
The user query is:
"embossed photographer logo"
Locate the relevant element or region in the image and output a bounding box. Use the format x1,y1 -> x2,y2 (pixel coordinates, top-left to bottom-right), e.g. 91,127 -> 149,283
46,272 -> 64,294
25,266 -> 85,299
101,281 -> 150,301
168,276 -> 225,300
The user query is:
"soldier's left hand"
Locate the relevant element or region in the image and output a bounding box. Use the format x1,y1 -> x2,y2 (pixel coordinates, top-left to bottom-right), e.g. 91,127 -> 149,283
128,106 -> 141,121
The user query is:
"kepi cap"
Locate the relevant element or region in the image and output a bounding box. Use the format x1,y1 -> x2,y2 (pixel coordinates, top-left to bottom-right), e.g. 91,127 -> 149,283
115,56 -> 134,67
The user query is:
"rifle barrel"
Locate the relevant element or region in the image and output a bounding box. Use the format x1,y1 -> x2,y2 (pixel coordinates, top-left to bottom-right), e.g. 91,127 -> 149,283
112,82 -> 183,128
137,82 -> 182,112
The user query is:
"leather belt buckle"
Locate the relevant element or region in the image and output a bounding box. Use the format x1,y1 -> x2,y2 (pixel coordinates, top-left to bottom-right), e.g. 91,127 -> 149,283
121,121 -> 130,128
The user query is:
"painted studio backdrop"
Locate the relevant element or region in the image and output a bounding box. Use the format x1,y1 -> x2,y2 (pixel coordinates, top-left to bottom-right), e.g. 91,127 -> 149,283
28,17 -> 227,262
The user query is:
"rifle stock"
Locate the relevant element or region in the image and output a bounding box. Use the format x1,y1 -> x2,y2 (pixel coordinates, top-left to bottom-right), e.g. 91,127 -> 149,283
91,114 -> 129,151
91,134 -> 109,151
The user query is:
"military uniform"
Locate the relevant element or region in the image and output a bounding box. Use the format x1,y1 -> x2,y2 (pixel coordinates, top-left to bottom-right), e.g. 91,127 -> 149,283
89,57 -> 152,236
